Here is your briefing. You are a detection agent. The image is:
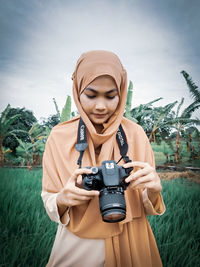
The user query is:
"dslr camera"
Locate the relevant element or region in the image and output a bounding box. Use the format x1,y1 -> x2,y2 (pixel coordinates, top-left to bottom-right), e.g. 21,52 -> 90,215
82,160 -> 133,223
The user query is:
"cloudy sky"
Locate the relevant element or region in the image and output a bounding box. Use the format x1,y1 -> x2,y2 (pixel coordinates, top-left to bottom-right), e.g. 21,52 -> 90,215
0,0 -> 199,121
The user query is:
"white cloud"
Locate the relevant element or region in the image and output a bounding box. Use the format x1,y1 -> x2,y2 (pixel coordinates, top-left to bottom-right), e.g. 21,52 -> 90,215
0,0 -> 199,120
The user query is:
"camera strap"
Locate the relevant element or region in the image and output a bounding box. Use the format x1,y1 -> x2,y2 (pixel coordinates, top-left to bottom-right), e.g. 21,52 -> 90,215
75,118 -> 88,167
116,124 -> 131,164
75,118 -> 131,167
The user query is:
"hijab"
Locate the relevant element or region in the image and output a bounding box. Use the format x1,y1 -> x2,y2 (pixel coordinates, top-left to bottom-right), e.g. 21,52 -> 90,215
72,50 -> 127,153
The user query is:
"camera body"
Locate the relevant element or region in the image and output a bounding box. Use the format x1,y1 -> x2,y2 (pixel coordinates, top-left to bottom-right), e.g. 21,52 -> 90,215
82,160 -> 133,223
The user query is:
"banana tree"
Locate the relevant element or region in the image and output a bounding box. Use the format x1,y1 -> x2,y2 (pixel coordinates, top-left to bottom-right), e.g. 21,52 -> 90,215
129,98 -> 163,133
13,133 -> 44,169
167,98 -> 200,162
53,96 -> 73,123
182,126 -> 200,160
148,101 -> 178,143
28,123 -> 47,165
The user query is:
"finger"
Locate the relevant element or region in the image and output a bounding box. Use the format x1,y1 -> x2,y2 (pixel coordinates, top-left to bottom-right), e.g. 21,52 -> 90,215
77,175 -> 82,185
123,161 -> 150,169
69,193 -> 94,201
125,172 -> 136,183
130,174 -> 153,188
125,163 -> 154,183
70,168 -> 92,182
125,168 -> 153,183
70,186 -> 99,197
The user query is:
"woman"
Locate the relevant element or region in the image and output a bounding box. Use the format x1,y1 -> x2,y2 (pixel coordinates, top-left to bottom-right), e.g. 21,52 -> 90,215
41,50 -> 165,267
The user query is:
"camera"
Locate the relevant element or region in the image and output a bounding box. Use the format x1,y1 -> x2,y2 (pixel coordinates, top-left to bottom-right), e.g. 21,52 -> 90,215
82,160 -> 133,223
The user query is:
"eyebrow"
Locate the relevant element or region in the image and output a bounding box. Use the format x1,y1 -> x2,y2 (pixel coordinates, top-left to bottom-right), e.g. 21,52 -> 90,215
85,88 -> 118,94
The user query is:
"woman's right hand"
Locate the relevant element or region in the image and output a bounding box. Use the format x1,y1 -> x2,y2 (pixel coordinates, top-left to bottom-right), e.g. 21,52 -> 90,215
56,168 -> 99,216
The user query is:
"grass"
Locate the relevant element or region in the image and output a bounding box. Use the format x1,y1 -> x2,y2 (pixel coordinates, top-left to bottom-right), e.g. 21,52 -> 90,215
0,168 -> 57,267
0,168 -> 199,267
148,178 -> 200,267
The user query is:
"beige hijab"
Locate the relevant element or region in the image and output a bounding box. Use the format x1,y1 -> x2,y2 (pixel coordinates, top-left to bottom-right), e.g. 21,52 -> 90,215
72,50 -> 127,152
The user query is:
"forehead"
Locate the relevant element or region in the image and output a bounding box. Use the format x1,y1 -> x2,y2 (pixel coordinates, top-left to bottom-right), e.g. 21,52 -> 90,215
86,75 -> 117,90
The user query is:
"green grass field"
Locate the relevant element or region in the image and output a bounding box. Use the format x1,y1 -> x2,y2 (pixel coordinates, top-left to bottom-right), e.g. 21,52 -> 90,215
0,168 -> 199,267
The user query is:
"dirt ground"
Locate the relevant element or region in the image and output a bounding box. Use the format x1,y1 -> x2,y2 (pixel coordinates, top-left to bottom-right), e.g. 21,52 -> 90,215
158,171 -> 200,184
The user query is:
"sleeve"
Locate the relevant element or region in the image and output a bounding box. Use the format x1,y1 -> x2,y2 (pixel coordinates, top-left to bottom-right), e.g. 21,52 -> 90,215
41,190 -> 70,226
142,188 -> 166,216
41,132 -> 70,225
42,135 -> 63,193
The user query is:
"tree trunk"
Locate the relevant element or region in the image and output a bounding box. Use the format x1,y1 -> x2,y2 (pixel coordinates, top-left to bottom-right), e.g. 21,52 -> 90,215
175,131 -> 181,162
153,132 -> 156,143
26,152 -> 32,170
0,139 -> 4,167
149,132 -> 153,143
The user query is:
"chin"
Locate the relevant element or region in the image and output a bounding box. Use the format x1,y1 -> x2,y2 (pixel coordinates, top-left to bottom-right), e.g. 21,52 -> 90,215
92,120 -> 106,125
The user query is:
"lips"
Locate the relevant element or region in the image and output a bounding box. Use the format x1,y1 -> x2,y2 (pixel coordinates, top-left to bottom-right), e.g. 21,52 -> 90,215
93,114 -> 107,119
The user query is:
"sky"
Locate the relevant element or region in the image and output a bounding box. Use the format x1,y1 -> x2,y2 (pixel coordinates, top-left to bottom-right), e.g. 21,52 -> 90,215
0,0 -> 199,122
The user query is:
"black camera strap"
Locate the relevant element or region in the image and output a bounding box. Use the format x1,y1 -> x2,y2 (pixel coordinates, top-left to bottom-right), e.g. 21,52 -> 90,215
75,118 -> 131,167
75,118 -> 88,167
116,124 -> 131,164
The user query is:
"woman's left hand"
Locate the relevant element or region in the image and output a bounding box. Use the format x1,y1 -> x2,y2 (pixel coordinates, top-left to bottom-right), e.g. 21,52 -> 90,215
124,161 -> 162,193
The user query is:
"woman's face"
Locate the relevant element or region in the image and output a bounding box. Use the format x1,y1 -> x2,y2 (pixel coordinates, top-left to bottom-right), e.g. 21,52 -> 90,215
80,75 -> 119,130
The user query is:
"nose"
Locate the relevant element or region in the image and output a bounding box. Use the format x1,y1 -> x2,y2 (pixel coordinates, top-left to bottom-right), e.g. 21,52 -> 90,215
95,98 -> 106,111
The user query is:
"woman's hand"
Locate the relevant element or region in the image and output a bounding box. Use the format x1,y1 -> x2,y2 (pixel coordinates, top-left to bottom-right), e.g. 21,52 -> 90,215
123,161 -> 162,201
56,168 -> 99,216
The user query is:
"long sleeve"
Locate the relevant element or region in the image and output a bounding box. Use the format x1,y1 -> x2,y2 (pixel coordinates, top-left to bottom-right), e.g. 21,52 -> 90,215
41,190 -> 70,226
142,188 -> 166,215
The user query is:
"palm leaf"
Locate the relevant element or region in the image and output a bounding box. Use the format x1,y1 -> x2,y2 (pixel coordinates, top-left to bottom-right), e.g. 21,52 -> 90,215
126,80 -> 133,112
181,70 -> 200,102
181,102 -> 200,118
61,95 -> 71,122
0,104 -> 11,124
143,97 -> 163,107
176,98 -> 184,118
53,98 -> 61,119
0,114 -> 21,136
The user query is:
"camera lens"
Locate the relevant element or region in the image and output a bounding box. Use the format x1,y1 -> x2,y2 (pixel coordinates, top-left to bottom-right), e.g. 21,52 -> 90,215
99,187 -> 126,223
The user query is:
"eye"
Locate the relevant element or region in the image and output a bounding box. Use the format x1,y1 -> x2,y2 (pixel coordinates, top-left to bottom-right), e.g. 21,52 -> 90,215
106,95 -> 117,99
86,94 -> 96,99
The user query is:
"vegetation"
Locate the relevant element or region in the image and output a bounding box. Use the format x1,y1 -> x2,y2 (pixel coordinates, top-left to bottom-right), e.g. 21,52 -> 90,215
0,104 -> 23,167
60,95 -> 72,122
0,168 -> 199,267
0,70 -> 199,267
0,71 -> 199,168
3,106 -> 37,153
